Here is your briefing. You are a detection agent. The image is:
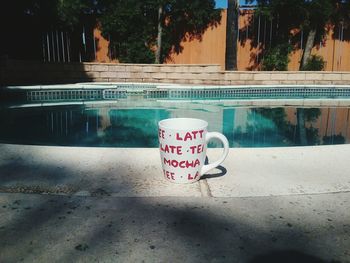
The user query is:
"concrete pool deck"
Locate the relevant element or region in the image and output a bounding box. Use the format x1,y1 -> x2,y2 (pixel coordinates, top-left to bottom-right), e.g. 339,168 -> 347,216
1,143 -> 350,262
1,143 -> 350,197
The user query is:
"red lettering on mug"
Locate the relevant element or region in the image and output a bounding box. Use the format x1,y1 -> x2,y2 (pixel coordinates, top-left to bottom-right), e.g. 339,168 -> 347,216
158,128 -> 165,139
163,169 -> 175,180
188,171 -> 200,180
198,130 -> 204,138
184,133 -> 192,141
189,144 -> 205,154
163,158 -> 200,168
191,131 -> 198,138
159,143 -> 182,155
176,133 -> 183,141
175,130 -> 205,142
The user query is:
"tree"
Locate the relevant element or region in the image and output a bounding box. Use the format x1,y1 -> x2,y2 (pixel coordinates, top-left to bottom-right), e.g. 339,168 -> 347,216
0,0 -> 93,59
97,0 -> 157,63
300,0 -> 333,69
1,0 -> 220,63
338,0 -> 350,23
98,0 -> 221,63
225,0 -> 239,70
155,4 -> 163,64
246,0 -> 307,70
261,43 -> 293,71
1,0 -> 93,31
297,108 -> 322,145
247,0 -> 337,70
301,54 -> 325,70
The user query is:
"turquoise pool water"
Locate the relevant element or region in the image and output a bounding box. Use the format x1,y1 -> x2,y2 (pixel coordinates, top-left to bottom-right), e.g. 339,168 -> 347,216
1,98 -> 349,147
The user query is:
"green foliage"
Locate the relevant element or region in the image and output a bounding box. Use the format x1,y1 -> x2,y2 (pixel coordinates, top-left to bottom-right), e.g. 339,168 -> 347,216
253,107 -> 322,146
261,44 -> 293,71
98,0 -> 221,63
246,0 -> 307,43
253,108 -> 288,133
1,0 -> 95,31
303,0 -> 333,32
323,134 -> 346,144
1,0 -> 220,63
246,0 -> 342,71
55,0 -> 92,29
303,108 -> 321,122
97,0 -> 157,63
301,55 -> 325,71
247,0 -> 334,35
335,0 -> 350,26
116,37 -> 155,64
305,126 -> 321,145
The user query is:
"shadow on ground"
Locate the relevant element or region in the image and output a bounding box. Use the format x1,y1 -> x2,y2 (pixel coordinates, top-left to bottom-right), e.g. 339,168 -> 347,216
201,156 -> 227,180
249,250 -> 328,263
0,147 -> 349,262
1,191 -> 349,262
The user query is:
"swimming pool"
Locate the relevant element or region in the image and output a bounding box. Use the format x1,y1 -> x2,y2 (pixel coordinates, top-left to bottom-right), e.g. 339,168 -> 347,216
1,91 -> 350,147
4,83 -> 350,102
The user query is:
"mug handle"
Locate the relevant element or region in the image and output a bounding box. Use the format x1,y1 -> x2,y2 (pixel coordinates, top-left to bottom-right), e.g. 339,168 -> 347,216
201,132 -> 229,176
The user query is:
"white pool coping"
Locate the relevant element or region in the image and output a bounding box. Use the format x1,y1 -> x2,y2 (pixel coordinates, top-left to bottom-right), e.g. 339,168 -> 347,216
1,143 -> 349,198
6,98 -> 350,109
5,82 -> 350,90
4,82 -> 173,90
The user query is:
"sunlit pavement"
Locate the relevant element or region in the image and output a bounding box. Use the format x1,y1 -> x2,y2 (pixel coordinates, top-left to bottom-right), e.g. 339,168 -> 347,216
1,143 -> 350,262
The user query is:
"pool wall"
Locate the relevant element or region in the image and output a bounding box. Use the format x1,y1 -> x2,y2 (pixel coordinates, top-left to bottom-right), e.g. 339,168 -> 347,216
1,59 -> 350,86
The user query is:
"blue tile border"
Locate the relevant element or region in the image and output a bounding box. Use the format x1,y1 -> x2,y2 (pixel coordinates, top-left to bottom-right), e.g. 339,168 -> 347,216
17,84 -> 350,102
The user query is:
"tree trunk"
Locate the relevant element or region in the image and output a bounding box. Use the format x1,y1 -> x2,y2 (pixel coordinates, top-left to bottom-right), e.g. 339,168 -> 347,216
155,5 -> 163,64
297,108 -> 308,145
300,28 -> 316,69
225,0 -> 238,70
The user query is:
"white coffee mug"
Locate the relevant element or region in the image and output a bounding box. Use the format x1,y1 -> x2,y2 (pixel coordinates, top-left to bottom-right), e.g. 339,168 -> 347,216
158,118 -> 229,184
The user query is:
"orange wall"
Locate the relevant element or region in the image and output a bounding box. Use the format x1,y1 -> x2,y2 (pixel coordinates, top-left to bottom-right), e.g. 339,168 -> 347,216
236,10 -> 263,71
94,9 -> 350,71
94,27 -> 110,63
167,9 -> 264,70
168,9 -> 350,71
165,10 -> 263,70
93,26 -> 117,63
288,26 -> 350,71
166,11 -> 227,67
